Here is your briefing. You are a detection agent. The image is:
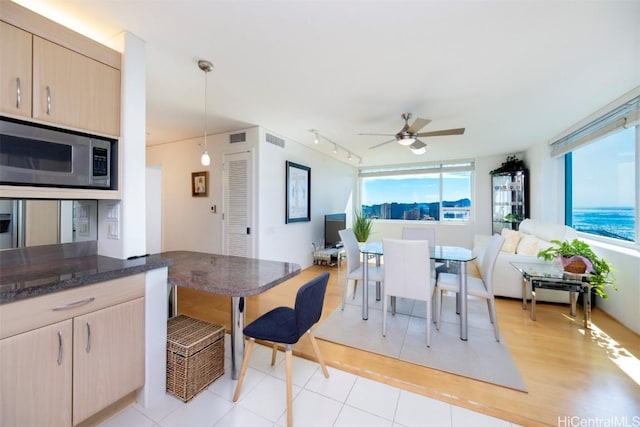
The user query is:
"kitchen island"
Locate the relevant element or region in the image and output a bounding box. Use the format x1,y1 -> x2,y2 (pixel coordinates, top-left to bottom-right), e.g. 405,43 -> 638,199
163,250 -> 302,379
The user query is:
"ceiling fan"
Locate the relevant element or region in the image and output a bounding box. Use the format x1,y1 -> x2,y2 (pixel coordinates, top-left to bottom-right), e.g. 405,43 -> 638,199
360,113 -> 465,155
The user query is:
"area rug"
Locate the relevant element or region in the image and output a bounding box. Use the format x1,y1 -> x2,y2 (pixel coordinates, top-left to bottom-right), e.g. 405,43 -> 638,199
314,289 -> 527,392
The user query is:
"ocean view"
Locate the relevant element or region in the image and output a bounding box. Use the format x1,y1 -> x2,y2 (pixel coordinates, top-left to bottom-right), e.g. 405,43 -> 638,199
572,207 -> 635,242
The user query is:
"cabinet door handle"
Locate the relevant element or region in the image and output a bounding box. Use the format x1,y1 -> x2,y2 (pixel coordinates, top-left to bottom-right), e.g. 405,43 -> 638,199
52,297 -> 95,311
57,331 -> 63,365
16,77 -> 21,109
46,85 -> 51,115
85,322 -> 91,353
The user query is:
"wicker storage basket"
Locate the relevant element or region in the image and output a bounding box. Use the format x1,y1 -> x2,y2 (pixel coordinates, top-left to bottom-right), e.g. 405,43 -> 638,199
166,315 -> 225,402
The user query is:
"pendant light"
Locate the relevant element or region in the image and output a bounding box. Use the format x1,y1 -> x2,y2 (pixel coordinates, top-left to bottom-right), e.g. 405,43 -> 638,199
198,59 -> 214,166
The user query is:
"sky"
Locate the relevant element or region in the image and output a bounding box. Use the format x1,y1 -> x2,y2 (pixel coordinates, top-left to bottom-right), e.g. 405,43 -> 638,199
361,172 -> 471,206
572,126 -> 635,208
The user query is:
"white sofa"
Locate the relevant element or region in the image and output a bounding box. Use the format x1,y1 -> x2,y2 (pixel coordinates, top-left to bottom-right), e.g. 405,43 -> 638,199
472,219 -> 578,303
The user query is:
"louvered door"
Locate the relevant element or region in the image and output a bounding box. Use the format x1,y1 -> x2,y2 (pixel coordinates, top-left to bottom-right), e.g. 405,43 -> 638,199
223,151 -> 254,257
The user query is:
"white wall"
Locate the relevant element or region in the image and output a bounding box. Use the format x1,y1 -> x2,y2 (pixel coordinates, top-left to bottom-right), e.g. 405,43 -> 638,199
256,129 -> 356,267
98,32 -> 147,259
146,166 -> 162,254
593,242 -> 640,332
145,129 -> 257,253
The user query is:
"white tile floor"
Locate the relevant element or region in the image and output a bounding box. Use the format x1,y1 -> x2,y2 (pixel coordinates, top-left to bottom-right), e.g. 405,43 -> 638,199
100,335 -> 520,427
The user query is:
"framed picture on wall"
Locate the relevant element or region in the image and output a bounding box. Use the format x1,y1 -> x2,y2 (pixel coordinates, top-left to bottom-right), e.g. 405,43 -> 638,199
285,161 -> 310,223
192,171 -> 209,197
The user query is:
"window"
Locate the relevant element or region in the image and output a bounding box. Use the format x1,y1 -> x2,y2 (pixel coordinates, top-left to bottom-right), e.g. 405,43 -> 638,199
555,89 -> 639,245
566,126 -> 637,243
359,162 -> 473,222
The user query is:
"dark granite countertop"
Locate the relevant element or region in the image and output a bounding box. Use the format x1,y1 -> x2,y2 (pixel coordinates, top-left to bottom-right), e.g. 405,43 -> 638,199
0,253 -> 172,304
164,251 -> 301,297
0,249 -> 301,305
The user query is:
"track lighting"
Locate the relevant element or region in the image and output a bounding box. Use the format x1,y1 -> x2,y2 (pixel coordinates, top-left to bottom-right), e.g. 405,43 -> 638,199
307,129 -> 362,164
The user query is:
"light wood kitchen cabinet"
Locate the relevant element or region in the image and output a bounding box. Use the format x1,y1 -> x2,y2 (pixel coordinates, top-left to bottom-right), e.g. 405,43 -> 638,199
0,21 -> 32,117
33,36 -> 121,136
73,297 -> 145,425
0,320 -> 73,427
0,274 -> 145,426
1,1 -> 121,136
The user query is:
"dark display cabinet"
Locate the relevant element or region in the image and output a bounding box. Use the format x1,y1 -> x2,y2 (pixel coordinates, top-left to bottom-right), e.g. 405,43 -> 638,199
490,156 -> 529,234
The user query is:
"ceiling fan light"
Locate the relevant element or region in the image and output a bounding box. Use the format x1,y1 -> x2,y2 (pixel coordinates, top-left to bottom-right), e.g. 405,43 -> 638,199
397,135 -> 415,146
410,141 -> 427,155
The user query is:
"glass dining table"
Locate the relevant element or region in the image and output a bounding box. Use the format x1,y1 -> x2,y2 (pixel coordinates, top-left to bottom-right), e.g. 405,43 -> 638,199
359,241 -> 476,340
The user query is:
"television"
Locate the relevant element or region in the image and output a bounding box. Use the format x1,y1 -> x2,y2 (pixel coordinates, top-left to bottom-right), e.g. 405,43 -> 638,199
324,213 -> 346,248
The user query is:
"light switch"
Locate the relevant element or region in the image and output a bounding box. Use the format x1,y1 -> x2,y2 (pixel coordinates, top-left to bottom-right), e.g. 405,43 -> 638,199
106,203 -> 120,239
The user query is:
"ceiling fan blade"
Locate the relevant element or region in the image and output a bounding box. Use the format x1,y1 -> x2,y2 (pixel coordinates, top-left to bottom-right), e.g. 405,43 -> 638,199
358,133 -> 395,137
417,128 -> 465,137
368,139 -> 396,150
407,117 -> 431,134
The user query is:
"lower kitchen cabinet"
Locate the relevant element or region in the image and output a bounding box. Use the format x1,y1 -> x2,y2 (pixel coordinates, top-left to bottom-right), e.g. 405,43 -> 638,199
0,320 -> 73,426
0,275 -> 145,426
73,297 -> 145,424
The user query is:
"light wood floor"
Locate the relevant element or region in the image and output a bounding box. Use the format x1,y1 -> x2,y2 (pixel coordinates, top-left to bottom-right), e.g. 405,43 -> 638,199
177,264 -> 640,427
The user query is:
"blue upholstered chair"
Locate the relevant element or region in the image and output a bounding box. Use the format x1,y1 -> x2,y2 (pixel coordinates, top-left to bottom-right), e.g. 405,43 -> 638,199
232,272 -> 330,427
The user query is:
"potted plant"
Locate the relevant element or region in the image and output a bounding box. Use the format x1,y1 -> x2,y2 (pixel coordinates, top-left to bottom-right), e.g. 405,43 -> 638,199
352,210 -> 373,243
537,239 -> 617,299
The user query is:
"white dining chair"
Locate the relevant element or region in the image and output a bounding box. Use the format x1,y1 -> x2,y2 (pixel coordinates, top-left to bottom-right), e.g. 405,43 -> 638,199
435,234 -> 505,341
382,238 -> 435,347
339,228 -> 384,310
402,226 -> 445,275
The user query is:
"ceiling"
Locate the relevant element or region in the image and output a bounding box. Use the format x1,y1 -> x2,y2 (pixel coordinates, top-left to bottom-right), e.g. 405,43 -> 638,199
13,0 -> 640,167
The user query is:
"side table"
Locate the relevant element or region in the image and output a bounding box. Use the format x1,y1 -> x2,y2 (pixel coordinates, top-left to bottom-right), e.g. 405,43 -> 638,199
510,261 -> 592,329
313,247 -> 344,268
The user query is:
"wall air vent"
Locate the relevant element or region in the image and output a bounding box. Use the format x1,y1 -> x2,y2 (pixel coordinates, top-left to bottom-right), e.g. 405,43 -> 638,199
265,133 -> 285,148
229,132 -> 246,143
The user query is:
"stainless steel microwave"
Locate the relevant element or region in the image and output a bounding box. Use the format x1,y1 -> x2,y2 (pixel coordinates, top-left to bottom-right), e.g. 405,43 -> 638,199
0,117 -> 114,189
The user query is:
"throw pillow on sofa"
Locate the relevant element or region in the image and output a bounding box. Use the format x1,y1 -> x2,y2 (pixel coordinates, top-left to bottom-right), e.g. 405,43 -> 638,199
516,234 -> 539,256
501,229 -> 521,253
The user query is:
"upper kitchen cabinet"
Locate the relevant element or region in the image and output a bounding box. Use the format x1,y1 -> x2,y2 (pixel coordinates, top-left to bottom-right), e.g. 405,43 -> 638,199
0,21 -> 32,118
32,37 -> 121,136
0,2 -> 121,137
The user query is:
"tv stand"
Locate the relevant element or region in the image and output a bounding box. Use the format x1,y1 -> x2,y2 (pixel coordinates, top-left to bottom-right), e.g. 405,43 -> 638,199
313,247 -> 344,267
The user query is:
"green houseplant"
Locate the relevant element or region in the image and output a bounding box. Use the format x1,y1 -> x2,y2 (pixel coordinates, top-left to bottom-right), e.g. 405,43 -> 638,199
537,239 -> 617,299
352,210 -> 373,242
